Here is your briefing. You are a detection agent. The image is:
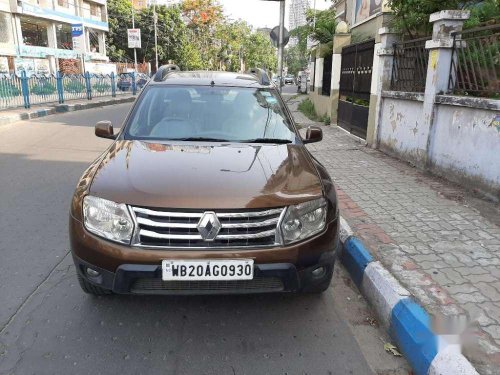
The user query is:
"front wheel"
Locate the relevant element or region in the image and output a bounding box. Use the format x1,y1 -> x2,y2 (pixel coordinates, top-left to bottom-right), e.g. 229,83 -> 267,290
302,267 -> 334,294
77,274 -> 112,296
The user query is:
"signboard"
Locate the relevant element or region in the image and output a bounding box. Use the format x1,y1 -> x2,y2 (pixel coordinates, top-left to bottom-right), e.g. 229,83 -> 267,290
85,62 -> 117,75
0,57 -> 9,75
270,26 -> 289,48
34,59 -> 50,75
72,23 -> 85,53
14,58 -> 52,76
14,58 -> 35,76
127,29 -> 141,49
355,0 -> 382,24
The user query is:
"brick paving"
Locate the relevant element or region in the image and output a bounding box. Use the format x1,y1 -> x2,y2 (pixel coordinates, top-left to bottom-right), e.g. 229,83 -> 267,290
287,95 -> 500,374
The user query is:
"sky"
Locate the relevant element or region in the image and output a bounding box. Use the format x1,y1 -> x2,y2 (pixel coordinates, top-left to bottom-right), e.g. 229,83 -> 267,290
219,0 -> 331,29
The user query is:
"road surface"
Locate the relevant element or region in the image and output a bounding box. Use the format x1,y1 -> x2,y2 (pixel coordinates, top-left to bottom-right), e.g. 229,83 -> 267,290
0,102 -> 409,374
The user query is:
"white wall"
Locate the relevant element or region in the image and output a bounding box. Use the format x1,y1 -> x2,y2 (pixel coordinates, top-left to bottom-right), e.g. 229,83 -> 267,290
431,102 -> 500,191
378,92 -> 500,196
378,96 -> 429,166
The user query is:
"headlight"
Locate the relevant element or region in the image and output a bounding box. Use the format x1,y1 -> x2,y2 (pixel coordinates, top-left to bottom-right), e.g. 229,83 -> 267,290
280,197 -> 327,244
83,195 -> 134,244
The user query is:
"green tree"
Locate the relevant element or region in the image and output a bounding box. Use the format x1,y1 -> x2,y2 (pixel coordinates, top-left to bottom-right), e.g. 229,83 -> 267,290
136,5 -> 187,68
387,0 -> 497,37
307,8 -> 336,44
106,0 -> 133,62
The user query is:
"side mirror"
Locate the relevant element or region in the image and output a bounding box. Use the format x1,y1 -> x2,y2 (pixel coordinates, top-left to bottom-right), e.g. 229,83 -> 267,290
303,126 -> 323,144
95,121 -> 116,139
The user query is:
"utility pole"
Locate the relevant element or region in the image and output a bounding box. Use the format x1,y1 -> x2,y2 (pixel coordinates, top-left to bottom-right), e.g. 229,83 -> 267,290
153,0 -> 159,72
277,0 -> 285,92
132,7 -> 137,72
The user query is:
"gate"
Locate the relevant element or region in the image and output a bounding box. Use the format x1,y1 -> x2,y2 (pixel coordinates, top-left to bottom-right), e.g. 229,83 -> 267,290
338,39 -> 375,139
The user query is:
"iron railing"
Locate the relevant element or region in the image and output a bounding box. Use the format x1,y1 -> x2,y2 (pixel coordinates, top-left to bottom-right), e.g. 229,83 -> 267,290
0,72 -> 150,110
449,24 -> 500,98
390,36 -> 430,92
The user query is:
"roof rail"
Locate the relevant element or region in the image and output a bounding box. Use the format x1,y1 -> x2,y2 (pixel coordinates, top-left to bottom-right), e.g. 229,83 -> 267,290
246,68 -> 271,86
153,64 -> 180,82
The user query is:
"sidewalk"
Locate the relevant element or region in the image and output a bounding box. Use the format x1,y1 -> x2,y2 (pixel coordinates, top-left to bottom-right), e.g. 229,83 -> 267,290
288,95 -> 500,374
0,95 -> 135,126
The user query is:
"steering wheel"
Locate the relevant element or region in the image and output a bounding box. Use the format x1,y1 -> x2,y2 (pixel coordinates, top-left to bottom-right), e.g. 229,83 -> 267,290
150,117 -> 190,138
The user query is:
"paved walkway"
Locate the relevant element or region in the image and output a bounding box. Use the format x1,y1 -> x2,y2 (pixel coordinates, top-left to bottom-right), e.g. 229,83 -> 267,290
287,95 -> 500,374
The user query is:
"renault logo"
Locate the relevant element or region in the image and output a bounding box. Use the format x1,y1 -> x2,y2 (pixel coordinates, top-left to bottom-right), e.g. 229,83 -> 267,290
197,212 -> 221,241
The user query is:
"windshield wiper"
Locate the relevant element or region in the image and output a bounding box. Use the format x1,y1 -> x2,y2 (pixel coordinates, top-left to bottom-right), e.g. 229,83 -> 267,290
239,138 -> 292,144
171,137 -> 230,142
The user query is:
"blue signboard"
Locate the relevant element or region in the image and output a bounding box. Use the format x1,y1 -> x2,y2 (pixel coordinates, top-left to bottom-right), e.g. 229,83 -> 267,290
72,24 -> 84,38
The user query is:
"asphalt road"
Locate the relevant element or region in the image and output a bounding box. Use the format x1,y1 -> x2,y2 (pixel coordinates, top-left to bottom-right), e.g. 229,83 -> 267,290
0,103 -> 409,375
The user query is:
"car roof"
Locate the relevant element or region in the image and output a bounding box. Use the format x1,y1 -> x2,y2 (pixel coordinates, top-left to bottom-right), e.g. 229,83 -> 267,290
148,71 -> 273,89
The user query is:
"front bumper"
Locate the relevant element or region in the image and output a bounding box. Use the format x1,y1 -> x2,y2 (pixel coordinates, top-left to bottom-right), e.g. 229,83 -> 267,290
73,251 -> 336,295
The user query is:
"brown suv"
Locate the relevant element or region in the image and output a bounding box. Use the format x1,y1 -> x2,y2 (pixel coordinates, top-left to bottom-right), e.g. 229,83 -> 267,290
69,67 -> 339,295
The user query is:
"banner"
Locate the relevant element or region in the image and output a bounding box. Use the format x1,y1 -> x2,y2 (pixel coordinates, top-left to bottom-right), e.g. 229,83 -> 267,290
72,24 -> 85,53
355,0 -> 382,24
127,29 -> 141,49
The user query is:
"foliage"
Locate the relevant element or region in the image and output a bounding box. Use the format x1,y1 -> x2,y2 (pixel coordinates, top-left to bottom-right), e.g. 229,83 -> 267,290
106,0 -> 277,73
465,0 -> 500,28
93,82 -> 111,93
0,81 -> 20,98
298,98 -> 320,121
136,5 -> 188,69
387,0 -> 498,37
64,80 -> 86,93
287,25 -> 310,75
31,81 -> 56,96
182,0 -> 223,27
307,8 -> 337,44
106,0 -> 134,62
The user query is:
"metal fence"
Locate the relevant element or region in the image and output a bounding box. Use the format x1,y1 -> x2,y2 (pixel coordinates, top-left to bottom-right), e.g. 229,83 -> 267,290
390,37 -> 431,92
449,24 -> 500,98
0,72 -> 150,110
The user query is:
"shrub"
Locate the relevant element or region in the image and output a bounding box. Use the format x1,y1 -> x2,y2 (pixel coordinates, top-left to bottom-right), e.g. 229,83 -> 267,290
92,82 -> 111,93
64,80 -> 86,93
298,98 -> 319,121
0,82 -> 20,98
31,81 -> 56,96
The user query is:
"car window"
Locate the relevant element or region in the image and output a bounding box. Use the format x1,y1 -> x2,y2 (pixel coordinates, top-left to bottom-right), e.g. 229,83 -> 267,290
125,86 -> 296,142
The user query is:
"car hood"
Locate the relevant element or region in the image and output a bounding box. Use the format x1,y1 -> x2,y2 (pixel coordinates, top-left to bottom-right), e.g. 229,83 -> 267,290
89,140 -> 323,209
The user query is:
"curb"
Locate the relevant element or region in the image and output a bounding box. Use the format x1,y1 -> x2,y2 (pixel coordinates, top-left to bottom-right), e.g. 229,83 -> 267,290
338,216 -> 478,375
0,96 -> 135,126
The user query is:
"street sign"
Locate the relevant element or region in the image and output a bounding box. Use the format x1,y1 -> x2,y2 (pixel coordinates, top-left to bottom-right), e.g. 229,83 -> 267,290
71,24 -> 84,53
127,29 -> 141,49
270,25 -> 289,48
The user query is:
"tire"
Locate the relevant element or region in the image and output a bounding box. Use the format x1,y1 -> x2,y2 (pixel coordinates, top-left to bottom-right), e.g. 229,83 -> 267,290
77,274 -> 112,296
302,267 -> 334,294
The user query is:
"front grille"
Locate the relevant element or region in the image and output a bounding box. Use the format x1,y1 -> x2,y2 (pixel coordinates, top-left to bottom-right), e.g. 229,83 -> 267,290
130,206 -> 284,248
130,277 -> 284,293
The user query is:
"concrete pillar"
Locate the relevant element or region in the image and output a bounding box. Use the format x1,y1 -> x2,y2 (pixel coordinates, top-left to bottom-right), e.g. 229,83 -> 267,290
314,56 -> 324,96
330,33 -> 351,124
47,23 -> 57,49
370,27 -> 400,147
423,10 -> 469,166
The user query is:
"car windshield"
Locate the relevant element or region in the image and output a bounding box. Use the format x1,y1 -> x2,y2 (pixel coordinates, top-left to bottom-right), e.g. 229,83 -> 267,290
125,86 -> 296,143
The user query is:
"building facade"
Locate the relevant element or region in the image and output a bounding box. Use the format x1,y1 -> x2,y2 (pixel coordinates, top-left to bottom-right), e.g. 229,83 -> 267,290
0,0 -> 109,75
288,0 -> 309,47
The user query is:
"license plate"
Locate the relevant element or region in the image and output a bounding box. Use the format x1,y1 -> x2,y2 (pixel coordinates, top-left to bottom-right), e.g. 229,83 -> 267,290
162,259 -> 254,281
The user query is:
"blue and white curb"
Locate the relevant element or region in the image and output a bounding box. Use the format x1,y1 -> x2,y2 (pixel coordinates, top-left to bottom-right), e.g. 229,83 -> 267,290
339,216 -> 478,375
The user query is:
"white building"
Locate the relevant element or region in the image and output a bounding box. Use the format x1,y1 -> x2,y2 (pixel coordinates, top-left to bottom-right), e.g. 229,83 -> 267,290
0,0 -> 109,75
288,0 -> 309,47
